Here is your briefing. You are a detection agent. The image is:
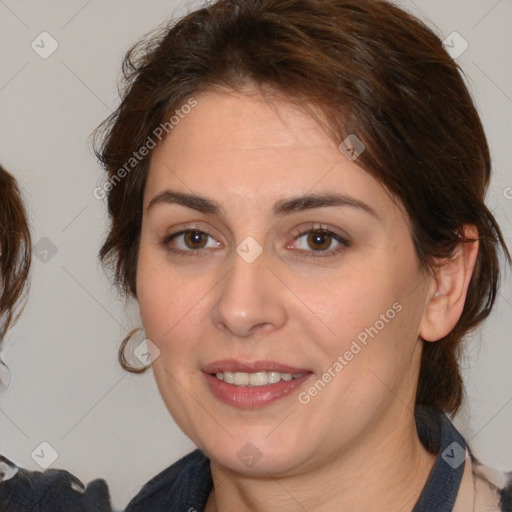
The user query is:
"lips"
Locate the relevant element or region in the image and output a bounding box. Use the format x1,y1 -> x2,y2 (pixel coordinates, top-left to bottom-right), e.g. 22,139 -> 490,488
202,359 -> 313,409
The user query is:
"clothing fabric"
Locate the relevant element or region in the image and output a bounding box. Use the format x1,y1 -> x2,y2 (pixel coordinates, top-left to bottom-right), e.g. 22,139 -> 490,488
0,456 -> 111,511
1,407 -> 511,511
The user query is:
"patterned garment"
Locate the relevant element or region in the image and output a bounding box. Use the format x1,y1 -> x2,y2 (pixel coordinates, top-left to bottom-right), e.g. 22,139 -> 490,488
0,457 -> 111,512
1,406 -> 511,511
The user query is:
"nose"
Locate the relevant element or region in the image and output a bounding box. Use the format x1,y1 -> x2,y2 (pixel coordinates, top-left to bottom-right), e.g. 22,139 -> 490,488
211,251 -> 287,338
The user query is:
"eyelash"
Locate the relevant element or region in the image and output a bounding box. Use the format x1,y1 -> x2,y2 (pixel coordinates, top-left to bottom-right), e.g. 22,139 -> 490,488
160,224 -> 350,259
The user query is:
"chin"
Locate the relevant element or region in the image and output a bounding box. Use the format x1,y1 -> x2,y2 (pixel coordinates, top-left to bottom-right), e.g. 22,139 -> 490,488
199,432 -> 311,477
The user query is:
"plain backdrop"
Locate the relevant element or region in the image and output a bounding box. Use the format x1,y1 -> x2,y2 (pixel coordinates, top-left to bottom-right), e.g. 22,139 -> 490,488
0,1 -> 511,510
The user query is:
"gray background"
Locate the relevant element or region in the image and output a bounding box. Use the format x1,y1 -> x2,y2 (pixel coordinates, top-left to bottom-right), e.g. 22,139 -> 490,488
0,1 -> 511,510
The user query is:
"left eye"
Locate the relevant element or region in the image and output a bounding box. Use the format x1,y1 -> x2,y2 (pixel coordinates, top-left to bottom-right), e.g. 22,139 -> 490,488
292,228 -> 348,254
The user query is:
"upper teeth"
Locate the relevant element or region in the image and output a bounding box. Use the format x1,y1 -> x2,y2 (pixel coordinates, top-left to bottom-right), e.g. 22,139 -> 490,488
215,371 -> 304,387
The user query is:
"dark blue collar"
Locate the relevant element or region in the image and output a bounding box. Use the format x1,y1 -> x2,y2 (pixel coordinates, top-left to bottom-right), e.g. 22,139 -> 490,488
124,449 -> 213,511
412,406 -> 466,512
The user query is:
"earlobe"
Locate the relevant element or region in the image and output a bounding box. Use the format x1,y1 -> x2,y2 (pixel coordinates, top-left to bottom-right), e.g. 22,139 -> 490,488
420,225 -> 479,342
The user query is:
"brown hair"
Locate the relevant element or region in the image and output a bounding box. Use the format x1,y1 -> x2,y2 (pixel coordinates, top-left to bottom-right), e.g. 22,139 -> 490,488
0,165 -> 31,345
94,0 -> 510,413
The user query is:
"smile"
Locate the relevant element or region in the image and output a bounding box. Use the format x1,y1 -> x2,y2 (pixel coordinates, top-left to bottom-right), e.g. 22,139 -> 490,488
202,360 -> 313,408
214,371 -> 306,386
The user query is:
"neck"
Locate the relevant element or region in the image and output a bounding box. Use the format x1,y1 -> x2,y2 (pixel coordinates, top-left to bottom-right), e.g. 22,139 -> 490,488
205,407 -> 437,512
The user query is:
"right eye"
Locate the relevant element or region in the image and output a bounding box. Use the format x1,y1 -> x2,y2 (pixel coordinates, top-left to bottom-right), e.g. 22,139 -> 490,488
161,229 -> 222,256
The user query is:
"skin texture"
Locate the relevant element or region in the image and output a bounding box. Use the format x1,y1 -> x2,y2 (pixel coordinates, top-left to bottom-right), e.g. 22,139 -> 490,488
136,89 -> 478,511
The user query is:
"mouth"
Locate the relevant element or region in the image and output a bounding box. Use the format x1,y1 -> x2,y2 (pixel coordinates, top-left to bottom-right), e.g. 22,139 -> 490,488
202,359 -> 313,408
213,370 -> 307,386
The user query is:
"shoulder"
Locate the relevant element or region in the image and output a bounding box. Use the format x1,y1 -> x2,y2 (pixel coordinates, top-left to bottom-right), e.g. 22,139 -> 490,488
469,456 -> 512,512
125,449 -> 212,512
0,455 -> 112,512
501,474 -> 512,511
414,407 -> 512,512
436,428 -> 512,512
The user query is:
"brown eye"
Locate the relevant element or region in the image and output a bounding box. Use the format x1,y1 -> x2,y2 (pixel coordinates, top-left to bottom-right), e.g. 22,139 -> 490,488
306,229 -> 333,251
290,226 -> 349,259
162,228 -> 221,255
183,230 -> 208,249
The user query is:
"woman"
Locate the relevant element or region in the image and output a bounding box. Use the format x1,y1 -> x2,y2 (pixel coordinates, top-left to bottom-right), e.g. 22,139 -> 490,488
0,166 -> 112,511
93,0 -> 511,510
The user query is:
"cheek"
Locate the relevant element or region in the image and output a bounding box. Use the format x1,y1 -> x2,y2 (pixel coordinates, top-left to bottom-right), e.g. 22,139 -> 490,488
136,252 -> 165,335
137,240 -> 182,326
302,264 -> 396,343
136,255 -> 199,418
136,245 -> 209,365
307,253 -> 424,376
136,246 -> 182,347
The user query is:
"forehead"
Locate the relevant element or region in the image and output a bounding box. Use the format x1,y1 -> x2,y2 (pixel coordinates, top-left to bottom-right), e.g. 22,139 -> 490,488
177,89 -> 329,146
144,91 -> 391,216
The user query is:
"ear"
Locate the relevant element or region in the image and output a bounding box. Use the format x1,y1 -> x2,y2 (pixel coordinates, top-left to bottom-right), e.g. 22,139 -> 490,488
419,225 -> 479,342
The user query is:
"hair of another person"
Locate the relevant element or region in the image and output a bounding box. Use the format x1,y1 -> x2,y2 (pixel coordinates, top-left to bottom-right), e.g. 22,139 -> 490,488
0,165 -> 31,348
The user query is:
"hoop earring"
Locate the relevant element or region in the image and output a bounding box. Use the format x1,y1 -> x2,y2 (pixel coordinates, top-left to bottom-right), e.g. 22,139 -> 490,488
119,328 -> 152,374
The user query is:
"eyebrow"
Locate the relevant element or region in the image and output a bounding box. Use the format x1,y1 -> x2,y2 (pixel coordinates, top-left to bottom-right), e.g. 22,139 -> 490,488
147,190 -> 378,218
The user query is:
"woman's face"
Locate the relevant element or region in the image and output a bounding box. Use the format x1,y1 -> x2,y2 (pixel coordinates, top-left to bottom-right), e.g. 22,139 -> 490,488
137,90 -> 432,475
